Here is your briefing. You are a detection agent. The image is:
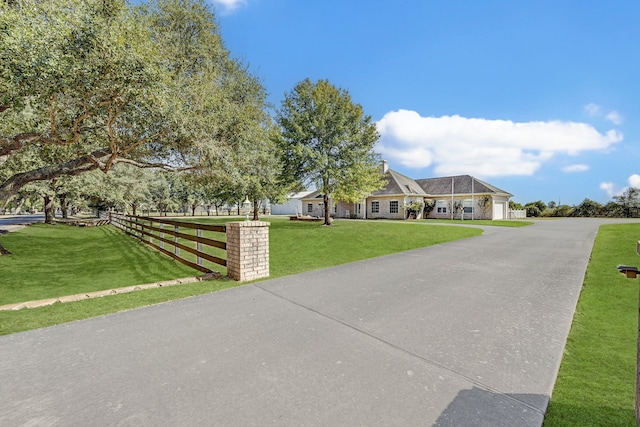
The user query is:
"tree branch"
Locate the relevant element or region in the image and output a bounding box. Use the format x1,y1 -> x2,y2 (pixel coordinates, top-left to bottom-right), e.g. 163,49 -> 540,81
115,157 -> 196,172
0,133 -> 42,157
0,144 -> 196,202
0,148 -> 111,202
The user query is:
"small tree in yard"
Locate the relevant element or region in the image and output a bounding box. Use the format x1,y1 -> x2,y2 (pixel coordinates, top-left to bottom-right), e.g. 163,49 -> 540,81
276,78 -> 384,226
423,199 -> 436,218
477,196 -> 491,219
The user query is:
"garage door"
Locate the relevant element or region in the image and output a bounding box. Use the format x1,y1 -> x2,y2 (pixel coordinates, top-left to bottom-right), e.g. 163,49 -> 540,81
493,202 -> 505,220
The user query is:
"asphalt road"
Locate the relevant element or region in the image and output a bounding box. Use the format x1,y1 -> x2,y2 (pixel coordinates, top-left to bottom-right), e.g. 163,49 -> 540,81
0,218 -> 628,426
0,214 -> 44,232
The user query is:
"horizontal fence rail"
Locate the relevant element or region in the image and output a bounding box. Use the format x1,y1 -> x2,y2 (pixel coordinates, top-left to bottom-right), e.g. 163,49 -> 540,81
109,213 -> 226,274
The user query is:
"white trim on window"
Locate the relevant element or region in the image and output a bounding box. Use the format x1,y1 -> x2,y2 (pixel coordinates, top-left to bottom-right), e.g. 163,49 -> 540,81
463,199 -> 473,214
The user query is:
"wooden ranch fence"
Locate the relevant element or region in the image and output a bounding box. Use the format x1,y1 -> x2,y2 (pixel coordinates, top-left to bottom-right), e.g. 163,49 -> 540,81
109,213 -> 226,274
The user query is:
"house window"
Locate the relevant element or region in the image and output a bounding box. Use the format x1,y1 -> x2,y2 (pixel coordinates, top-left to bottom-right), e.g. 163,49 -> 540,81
463,199 -> 473,214
307,203 -> 313,213
371,201 -> 380,213
390,200 -> 399,214
436,200 -> 447,214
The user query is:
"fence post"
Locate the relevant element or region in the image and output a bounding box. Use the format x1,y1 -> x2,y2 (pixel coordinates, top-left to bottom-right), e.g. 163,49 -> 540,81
174,225 -> 179,256
197,228 -> 203,268
226,221 -> 270,282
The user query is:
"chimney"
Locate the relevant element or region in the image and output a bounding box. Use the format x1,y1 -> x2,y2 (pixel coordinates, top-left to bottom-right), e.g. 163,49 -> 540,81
381,160 -> 389,174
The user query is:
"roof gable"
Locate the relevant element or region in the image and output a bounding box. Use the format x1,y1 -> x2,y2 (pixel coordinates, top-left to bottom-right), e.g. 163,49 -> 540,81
289,190 -> 314,199
300,190 -> 324,200
415,175 -> 513,197
372,169 -> 428,196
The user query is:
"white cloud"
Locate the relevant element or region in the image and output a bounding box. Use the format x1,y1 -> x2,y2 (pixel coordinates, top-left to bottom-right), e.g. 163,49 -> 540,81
563,164 -> 589,173
584,103 -> 602,117
599,174 -> 640,199
606,111 -> 623,125
628,174 -> 640,188
212,0 -> 246,13
375,110 -> 623,178
584,103 -> 623,125
600,182 -> 619,198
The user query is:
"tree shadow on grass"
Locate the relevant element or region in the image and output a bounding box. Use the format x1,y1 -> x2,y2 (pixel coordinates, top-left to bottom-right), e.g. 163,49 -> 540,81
97,225 -> 198,282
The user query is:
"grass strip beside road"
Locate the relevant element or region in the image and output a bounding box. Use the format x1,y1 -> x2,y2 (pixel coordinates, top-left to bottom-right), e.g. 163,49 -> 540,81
0,217 -> 481,335
544,223 -> 640,426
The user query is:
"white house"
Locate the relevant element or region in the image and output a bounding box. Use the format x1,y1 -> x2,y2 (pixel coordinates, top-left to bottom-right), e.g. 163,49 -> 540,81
270,191 -> 315,215
299,161 -> 514,220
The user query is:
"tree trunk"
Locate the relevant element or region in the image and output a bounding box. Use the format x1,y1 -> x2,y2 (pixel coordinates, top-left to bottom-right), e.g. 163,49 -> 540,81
58,193 -> 68,219
191,203 -> 197,216
252,199 -> 259,221
323,192 -> 331,226
131,202 -> 138,216
0,241 -> 11,255
43,195 -> 55,224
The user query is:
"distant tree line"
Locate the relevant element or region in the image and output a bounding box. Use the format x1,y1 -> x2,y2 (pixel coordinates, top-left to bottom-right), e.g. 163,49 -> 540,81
510,187 -> 640,218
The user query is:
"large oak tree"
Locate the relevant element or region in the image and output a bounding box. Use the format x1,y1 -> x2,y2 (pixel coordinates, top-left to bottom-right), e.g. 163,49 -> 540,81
0,0 -> 266,254
0,0 -> 263,202
276,78 -> 384,225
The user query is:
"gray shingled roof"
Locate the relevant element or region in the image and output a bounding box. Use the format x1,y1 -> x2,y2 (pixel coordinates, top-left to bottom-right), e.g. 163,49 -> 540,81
300,173 -> 511,201
371,169 -> 428,196
415,175 -> 513,197
301,190 -> 324,200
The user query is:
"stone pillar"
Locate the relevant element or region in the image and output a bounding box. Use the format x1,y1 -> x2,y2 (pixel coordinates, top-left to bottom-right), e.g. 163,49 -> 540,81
226,221 -> 270,282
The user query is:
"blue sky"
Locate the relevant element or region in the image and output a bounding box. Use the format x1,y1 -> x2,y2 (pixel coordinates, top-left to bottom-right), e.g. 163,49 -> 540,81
211,0 -> 639,205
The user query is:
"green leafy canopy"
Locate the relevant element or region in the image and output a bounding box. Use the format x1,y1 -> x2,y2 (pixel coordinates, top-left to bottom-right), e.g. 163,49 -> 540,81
276,78 -> 384,224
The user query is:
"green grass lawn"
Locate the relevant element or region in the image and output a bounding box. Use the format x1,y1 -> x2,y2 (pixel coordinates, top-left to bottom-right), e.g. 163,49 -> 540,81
184,217 -> 485,278
544,223 -> 640,426
0,224 -> 198,305
0,217 -> 481,335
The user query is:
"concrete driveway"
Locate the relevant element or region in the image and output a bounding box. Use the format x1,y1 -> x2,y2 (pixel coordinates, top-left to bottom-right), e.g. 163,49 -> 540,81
0,219 -> 626,426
